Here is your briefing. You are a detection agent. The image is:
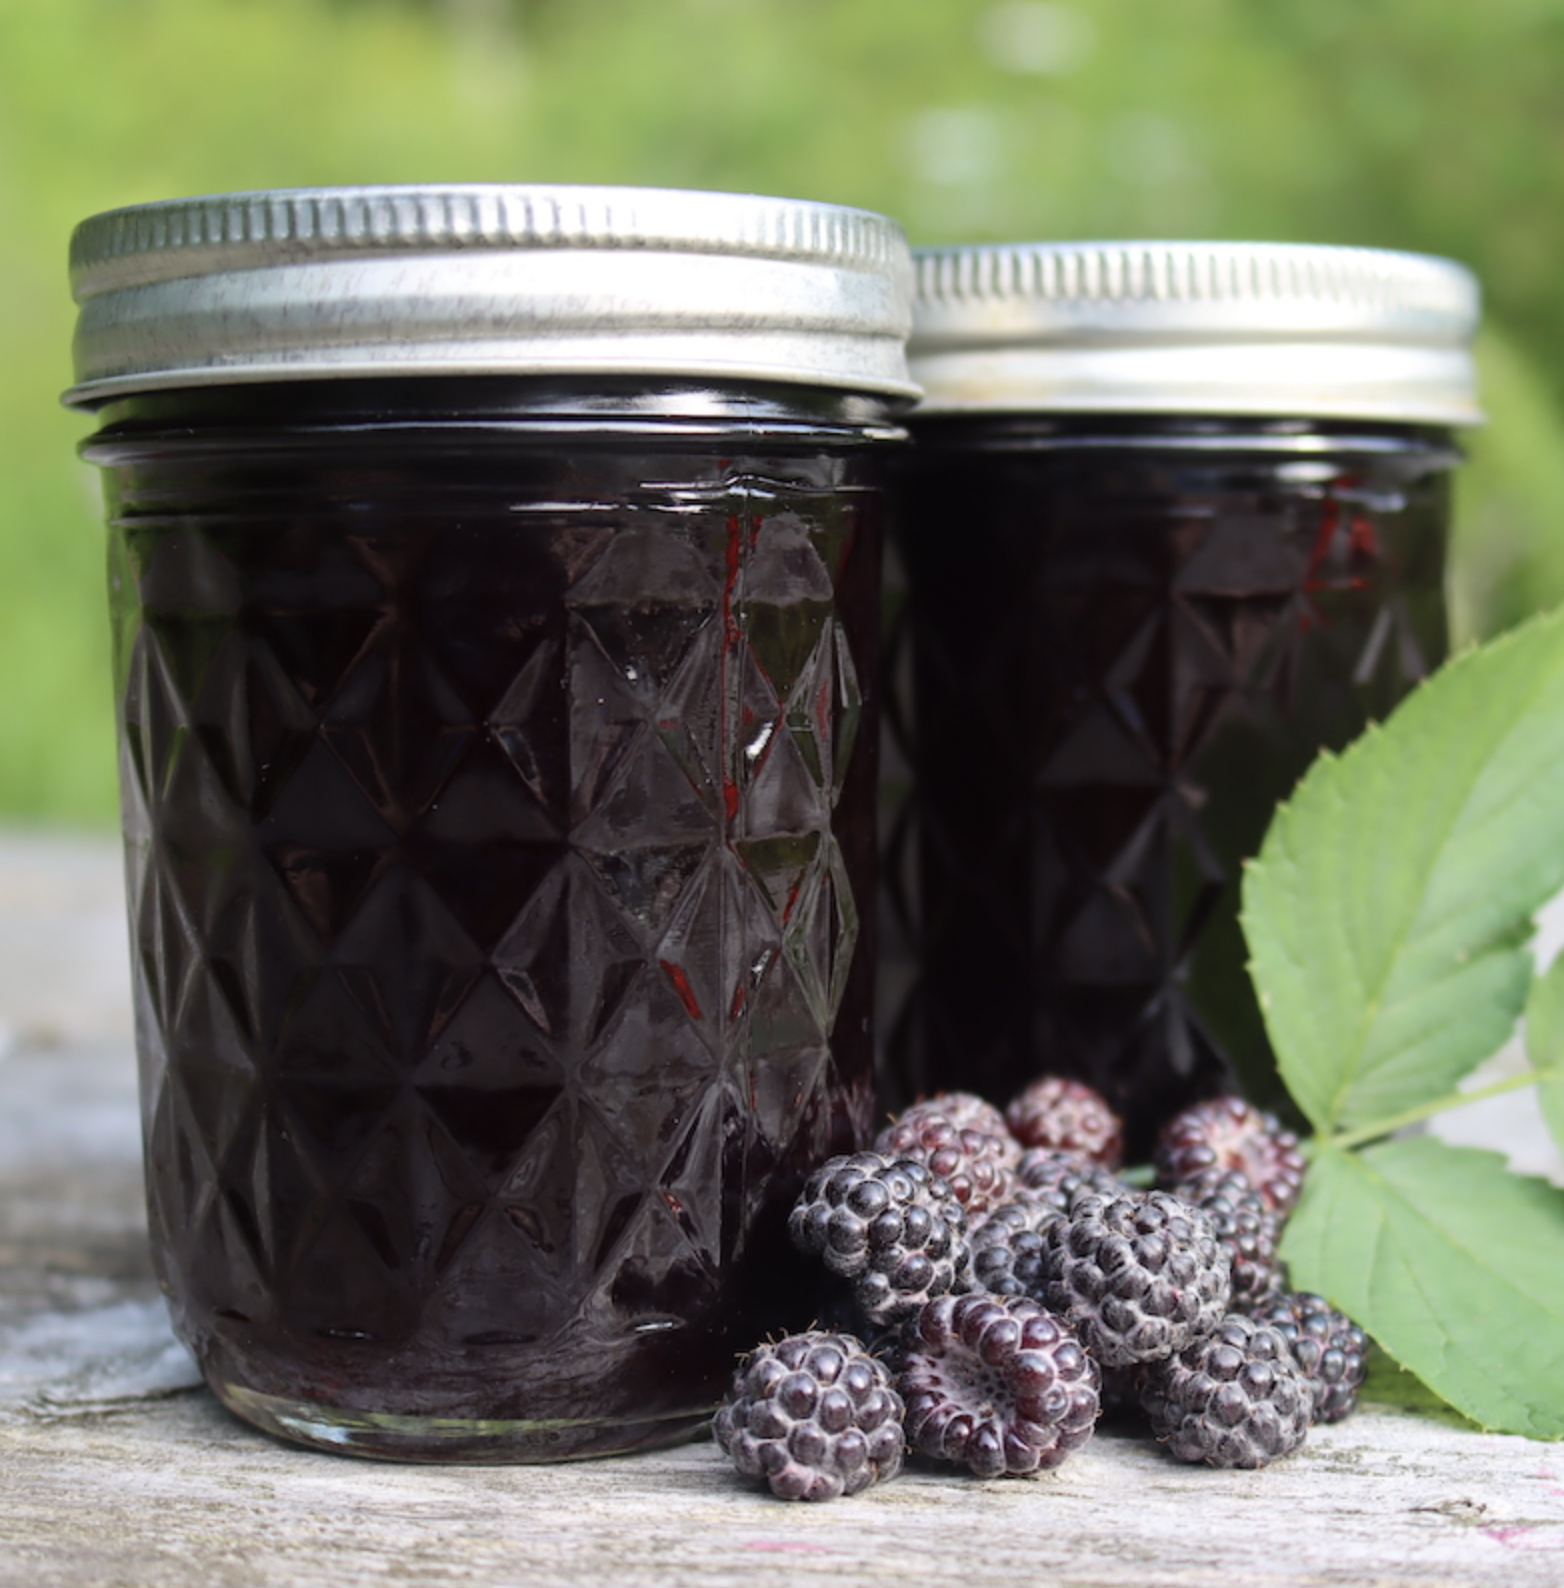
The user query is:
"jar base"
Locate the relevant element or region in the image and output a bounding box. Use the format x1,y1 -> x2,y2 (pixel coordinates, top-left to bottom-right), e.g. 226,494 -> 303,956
214,1381 -> 713,1464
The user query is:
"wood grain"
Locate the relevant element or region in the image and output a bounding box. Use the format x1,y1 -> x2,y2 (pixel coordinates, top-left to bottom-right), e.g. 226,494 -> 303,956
2,833 -> 1561,1587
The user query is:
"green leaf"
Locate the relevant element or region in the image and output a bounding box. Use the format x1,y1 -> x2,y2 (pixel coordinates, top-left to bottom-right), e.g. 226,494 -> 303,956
1242,608 -> 1564,1136
1524,948 -> 1564,1162
1279,1137 -> 1564,1438
1358,1347 -> 1483,1430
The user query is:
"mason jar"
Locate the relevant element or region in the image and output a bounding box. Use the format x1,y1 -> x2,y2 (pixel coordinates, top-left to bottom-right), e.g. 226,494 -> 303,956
882,241 -> 1479,1156
67,185 -> 915,1460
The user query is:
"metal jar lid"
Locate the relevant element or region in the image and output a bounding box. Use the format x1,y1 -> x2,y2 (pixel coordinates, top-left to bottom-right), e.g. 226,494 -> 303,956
65,184 -> 918,407
909,240 -> 1481,425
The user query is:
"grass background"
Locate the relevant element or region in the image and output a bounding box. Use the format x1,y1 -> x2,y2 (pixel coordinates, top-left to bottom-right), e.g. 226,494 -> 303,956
6,0 -> 1564,822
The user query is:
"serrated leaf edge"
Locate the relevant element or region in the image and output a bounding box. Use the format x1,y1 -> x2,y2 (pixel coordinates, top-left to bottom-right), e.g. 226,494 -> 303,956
1284,1141 -> 1564,1439
1245,606 -> 1564,1137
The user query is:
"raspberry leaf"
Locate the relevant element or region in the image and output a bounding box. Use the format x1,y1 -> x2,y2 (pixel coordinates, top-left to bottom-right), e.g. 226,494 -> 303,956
1357,1352 -> 1483,1430
1524,948 -> 1564,1160
1281,1138 -> 1564,1438
1242,608 -> 1564,1136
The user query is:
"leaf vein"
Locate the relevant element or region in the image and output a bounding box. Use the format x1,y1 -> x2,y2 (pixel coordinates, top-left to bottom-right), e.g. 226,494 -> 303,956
1307,630 -> 1564,1127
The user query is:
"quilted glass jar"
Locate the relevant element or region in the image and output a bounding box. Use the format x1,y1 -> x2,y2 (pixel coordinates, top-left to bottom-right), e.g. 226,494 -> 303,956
68,186 -> 914,1460
883,241 -> 1480,1155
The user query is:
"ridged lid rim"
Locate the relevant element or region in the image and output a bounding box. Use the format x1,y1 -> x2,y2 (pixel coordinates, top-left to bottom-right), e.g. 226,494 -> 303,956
66,184 -> 918,406
908,240 -> 1481,424
70,184 -> 909,295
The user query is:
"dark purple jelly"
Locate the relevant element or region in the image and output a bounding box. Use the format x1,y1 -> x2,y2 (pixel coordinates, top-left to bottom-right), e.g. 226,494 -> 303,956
883,417 -> 1455,1155
88,379 -> 888,1460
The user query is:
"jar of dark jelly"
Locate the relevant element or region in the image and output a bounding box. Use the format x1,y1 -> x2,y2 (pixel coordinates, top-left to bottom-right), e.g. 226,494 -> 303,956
883,241 -> 1480,1156
66,186 -> 915,1460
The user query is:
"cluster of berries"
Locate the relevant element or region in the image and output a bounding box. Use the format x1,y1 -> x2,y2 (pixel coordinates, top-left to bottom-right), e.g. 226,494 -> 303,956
715,1079 -> 1368,1501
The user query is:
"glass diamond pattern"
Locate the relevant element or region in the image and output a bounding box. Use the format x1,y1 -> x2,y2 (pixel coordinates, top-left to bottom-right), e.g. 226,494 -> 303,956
416,965 -> 562,1181
567,524 -> 723,703
262,839 -> 392,948
656,1090 -> 730,1268
330,871 -> 483,1062
650,848 -> 755,1041
107,434 -> 880,1443
781,835 -> 859,1031
168,975 -> 260,1170
746,939 -> 828,1057
573,727 -> 718,860
601,1201 -> 721,1332
651,631 -> 726,819
204,869 -> 326,1053
741,512 -> 832,670
748,1029 -> 831,1156
823,839 -> 862,1025
886,445 -> 1450,1149
565,616 -> 656,825
495,855 -> 647,1047
579,968 -> 720,1155
780,630 -> 830,790
317,603 -> 483,815
424,839 -> 566,959
735,831 -> 822,924
486,635 -> 570,816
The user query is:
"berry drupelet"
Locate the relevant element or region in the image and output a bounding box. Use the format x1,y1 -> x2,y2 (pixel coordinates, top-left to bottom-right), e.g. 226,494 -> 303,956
789,1152 -> 972,1325
1173,1167 -> 1287,1313
968,1192 -> 1063,1299
1139,1313 -> 1312,1468
1015,1147 -> 1127,1213
1155,1095 -> 1307,1216
1038,1190 -> 1231,1368
1005,1075 -> 1124,1168
873,1114 -> 1017,1217
1251,1291 -> 1369,1423
892,1091 -> 1018,1150
899,1293 -> 1100,1478
715,1331 -> 905,1501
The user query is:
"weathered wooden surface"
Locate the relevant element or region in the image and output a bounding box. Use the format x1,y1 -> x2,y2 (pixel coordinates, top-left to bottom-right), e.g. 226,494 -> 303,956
3,830 -> 1563,1588
6,1391 -> 1564,1588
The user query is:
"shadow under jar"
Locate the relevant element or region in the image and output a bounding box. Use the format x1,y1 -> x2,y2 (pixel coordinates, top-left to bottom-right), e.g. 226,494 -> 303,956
882,242 -> 1481,1157
67,186 -> 916,1461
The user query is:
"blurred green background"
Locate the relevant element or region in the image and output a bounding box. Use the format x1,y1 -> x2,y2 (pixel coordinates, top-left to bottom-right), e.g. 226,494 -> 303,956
4,0 -> 1564,825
